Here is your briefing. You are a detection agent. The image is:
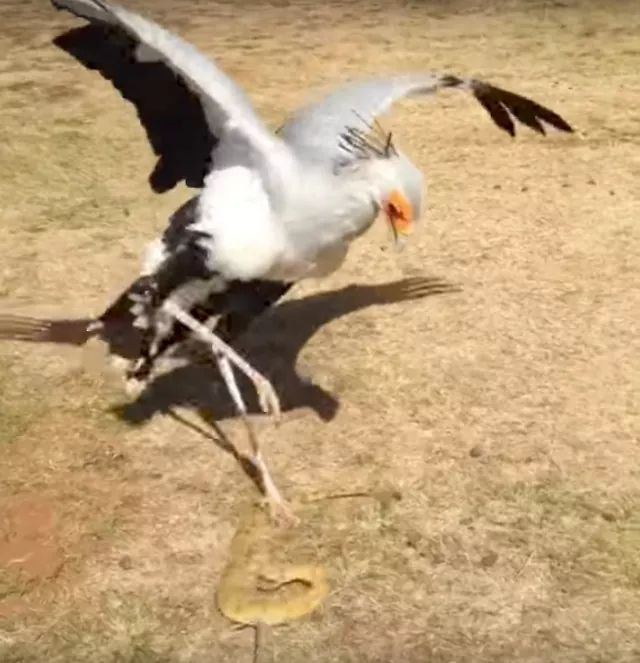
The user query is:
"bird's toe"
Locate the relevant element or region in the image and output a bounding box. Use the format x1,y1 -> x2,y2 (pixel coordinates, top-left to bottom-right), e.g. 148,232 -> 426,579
124,376 -> 147,398
266,499 -> 300,529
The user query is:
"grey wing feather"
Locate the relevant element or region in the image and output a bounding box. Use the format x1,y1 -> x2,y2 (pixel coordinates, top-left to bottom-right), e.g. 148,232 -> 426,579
51,0 -> 293,184
278,73 -> 573,163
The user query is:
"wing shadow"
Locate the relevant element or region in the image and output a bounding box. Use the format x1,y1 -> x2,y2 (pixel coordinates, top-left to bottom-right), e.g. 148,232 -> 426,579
110,276 -> 461,425
0,277 -> 461,425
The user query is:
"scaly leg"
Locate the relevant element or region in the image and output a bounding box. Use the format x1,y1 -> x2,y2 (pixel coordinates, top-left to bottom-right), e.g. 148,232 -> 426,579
216,355 -> 298,526
162,299 -> 280,419
161,300 -> 295,525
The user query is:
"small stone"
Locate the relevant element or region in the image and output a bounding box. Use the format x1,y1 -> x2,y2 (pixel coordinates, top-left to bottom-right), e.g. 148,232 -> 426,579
429,550 -> 445,565
479,551 -> 498,568
377,487 -> 402,512
405,529 -> 422,550
118,555 -> 133,570
469,445 -> 483,458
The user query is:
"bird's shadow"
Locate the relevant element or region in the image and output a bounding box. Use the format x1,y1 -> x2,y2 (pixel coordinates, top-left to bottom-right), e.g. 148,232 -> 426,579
0,276 -> 461,427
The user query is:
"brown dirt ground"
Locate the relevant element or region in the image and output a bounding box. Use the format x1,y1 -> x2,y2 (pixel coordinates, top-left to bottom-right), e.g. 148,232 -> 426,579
1,0 -> 639,661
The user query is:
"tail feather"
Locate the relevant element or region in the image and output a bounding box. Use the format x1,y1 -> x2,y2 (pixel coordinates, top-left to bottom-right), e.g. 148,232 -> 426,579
0,314 -> 95,345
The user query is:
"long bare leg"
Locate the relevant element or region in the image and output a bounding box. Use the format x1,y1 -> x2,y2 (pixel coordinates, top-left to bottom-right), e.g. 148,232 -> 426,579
216,354 -> 297,526
162,299 -> 281,419
162,300 -> 295,524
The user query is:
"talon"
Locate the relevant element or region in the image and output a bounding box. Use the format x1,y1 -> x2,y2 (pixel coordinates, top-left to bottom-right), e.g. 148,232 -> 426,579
256,378 -> 281,420
266,498 -> 299,528
125,376 -> 147,398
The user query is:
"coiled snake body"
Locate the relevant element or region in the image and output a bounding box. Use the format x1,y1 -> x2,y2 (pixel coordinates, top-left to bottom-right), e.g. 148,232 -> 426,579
216,503 -> 329,626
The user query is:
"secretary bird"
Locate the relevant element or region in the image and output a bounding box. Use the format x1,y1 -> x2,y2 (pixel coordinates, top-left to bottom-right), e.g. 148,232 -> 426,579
47,0 -> 573,522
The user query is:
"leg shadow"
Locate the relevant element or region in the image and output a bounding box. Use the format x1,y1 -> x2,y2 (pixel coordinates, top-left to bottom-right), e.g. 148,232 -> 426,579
0,276 -> 461,424
109,276 -> 462,425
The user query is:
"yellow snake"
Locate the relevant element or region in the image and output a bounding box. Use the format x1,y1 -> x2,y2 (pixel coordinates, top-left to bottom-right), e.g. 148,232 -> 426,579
216,502 -> 329,626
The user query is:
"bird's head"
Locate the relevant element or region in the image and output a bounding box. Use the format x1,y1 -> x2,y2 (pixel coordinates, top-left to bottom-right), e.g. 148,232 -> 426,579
379,152 -> 424,246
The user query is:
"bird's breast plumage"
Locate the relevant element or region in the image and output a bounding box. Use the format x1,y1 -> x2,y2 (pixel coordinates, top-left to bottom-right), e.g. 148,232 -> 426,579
266,168 -> 380,281
194,166 -> 284,281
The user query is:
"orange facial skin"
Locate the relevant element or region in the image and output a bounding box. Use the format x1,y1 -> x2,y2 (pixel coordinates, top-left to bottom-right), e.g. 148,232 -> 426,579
384,190 -> 414,239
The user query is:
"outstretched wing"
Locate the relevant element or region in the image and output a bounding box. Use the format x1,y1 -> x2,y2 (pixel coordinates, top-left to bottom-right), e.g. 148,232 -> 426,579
51,0 -> 292,193
278,73 -> 573,163
53,23 -> 216,192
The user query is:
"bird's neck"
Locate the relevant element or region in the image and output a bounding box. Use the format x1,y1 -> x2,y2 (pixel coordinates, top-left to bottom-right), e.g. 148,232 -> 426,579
291,175 -> 379,246
271,168 -> 384,282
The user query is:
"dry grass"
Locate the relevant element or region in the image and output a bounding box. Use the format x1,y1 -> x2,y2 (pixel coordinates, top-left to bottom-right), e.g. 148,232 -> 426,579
1,0 -> 640,661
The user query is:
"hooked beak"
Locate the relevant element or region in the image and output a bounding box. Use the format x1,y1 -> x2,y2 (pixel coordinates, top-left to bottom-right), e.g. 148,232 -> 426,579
387,209 -> 414,243
384,191 -> 414,246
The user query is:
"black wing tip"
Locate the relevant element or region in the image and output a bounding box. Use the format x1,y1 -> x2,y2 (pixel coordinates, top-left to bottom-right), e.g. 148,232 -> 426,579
472,80 -> 575,137
502,122 -> 515,138
554,116 -> 574,133
537,112 -> 574,135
